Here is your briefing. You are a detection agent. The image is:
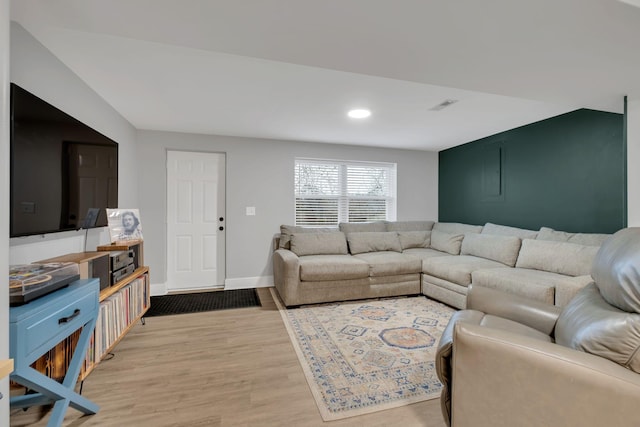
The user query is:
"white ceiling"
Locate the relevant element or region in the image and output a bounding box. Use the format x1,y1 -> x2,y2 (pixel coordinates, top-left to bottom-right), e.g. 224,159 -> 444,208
10,0 -> 640,151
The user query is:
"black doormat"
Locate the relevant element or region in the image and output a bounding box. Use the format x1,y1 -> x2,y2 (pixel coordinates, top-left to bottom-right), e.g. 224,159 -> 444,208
145,288 -> 261,317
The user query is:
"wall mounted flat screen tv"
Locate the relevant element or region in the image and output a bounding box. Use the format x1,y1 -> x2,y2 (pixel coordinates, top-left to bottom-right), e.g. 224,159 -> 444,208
10,83 -> 118,237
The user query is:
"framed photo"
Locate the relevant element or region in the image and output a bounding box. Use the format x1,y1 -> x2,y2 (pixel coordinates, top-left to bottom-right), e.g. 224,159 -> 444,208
106,208 -> 144,243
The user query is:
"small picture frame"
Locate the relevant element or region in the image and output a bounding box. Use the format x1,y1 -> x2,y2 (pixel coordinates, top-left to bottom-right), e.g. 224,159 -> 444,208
106,208 -> 144,243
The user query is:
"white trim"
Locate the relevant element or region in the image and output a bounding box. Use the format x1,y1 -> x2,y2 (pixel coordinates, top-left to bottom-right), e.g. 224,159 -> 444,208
224,275 -> 274,290
150,282 -> 168,296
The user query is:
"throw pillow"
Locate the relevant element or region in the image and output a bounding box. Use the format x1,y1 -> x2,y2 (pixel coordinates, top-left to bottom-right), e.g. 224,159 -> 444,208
289,232 -> 348,256
398,231 -> 431,250
461,233 -> 522,267
430,230 -> 464,255
515,239 -> 599,277
346,231 -> 402,255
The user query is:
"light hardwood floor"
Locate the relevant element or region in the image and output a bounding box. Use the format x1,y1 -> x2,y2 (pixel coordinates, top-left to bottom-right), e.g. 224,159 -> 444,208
10,288 -> 447,427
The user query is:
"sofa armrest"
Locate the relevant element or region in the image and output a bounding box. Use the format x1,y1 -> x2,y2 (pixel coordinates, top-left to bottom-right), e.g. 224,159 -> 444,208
554,275 -> 594,307
451,322 -> 640,427
467,284 -> 561,335
272,249 -> 301,306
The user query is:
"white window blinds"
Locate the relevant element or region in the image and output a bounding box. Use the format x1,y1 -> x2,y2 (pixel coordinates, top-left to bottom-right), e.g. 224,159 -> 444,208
295,158 -> 397,227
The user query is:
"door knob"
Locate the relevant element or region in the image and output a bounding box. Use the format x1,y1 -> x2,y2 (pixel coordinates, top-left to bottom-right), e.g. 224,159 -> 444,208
219,226 -> 224,231
219,217 -> 224,222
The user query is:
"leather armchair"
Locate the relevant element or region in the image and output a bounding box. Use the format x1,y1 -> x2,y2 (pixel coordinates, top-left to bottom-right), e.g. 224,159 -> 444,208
436,228 -> 640,427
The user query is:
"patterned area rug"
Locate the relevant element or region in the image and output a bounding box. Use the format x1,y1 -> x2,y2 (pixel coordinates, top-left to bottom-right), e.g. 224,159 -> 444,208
271,289 -> 455,420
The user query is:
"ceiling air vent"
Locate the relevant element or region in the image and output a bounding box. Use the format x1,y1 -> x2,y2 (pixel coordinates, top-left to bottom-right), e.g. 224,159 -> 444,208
430,99 -> 459,111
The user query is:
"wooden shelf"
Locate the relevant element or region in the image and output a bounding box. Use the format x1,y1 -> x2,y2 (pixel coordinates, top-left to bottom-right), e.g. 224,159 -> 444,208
21,241 -> 150,385
0,359 -> 14,380
100,266 -> 149,301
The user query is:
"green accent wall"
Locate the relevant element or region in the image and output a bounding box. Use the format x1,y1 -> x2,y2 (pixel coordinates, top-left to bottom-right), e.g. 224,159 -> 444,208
439,109 -> 625,233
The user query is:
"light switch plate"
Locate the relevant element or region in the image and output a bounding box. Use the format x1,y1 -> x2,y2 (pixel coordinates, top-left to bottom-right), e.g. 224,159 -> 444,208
246,206 -> 256,216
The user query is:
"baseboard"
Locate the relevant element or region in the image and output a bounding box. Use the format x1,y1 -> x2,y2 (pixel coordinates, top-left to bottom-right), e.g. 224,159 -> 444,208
224,275 -> 274,290
152,276 -> 274,294
150,282 -> 168,296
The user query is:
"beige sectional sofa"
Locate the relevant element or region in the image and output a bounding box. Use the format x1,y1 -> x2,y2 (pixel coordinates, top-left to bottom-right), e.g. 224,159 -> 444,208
272,221 -> 612,309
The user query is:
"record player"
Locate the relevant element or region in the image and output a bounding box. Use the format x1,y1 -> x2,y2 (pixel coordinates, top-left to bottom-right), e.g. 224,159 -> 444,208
9,262 -> 80,305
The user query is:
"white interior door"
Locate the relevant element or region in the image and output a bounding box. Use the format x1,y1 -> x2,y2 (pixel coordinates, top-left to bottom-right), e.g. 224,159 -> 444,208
167,151 -> 226,291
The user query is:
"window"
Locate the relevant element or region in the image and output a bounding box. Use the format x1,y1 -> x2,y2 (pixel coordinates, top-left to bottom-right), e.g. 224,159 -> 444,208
294,158 -> 397,227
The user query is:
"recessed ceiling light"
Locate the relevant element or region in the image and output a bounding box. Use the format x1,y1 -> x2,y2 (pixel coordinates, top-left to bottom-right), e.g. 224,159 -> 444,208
347,109 -> 371,119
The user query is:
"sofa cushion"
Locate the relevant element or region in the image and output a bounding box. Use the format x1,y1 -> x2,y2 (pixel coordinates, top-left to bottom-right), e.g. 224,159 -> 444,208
279,225 -> 335,249
353,252 -> 422,277
472,267 -> 572,305
298,255 -> 370,281
554,275 -> 596,307
339,222 -> 387,233
433,222 -> 483,235
461,233 -> 522,267
556,282 -> 640,374
347,231 -> 402,254
591,228 -> 640,313
289,232 -> 348,256
398,231 -> 431,249
423,255 -> 506,286
515,239 -> 599,277
430,230 -> 464,255
385,220 -> 435,232
481,222 -> 538,240
402,247 -> 450,260
537,226 -> 610,247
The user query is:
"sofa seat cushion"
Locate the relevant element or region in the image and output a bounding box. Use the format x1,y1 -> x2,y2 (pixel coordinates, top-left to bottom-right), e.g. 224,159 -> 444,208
423,255 -> 506,286
298,255 -> 370,281
402,247 -> 450,261
353,251 -> 422,277
472,267 -> 575,305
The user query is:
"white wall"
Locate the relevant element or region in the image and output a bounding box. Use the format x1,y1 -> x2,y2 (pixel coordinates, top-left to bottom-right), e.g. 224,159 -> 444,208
137,130 -> 438,292
628,98 -> 640,226
1,0 -> 11,423
9,23 -> 138,263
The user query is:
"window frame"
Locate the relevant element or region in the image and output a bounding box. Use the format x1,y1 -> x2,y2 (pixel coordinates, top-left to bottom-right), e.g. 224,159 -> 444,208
294,158 -> 397,227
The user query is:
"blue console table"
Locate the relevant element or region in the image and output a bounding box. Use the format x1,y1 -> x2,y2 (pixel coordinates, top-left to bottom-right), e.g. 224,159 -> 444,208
10,279 -> 100,427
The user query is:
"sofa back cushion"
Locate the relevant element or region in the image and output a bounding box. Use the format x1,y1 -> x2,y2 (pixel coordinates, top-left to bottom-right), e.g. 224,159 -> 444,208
537,226 -> 610,247
289,232 -> 348,256
461,233 -> 522,267
433,222 -> 483,235
339,222 -> 387,234
481,222 -> 538,240
347,231 -> 402,254
430,230 -> 464,255
398,231 -> 431,250
279,225 -> 335,249
385,220 -> 435,232
556,282 -> 640,374
515,239 -> 599,276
